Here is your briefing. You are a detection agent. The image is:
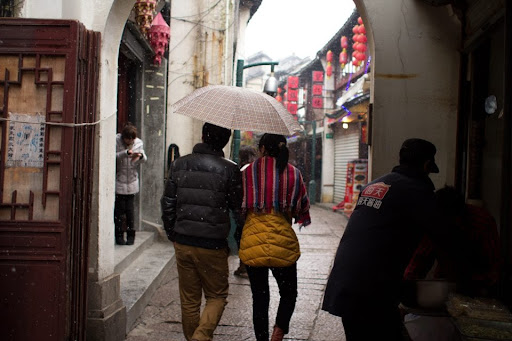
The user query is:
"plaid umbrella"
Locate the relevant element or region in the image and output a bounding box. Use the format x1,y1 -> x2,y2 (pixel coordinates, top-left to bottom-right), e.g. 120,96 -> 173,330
171,85 -> 302,135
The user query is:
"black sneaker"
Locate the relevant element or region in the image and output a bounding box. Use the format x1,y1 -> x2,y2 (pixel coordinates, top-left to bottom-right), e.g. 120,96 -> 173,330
126,237 -> 135,245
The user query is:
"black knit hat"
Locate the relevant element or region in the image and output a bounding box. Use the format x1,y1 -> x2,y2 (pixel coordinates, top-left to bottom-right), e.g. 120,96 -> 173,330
399,138 -> 439,173
202,123 -> 231,151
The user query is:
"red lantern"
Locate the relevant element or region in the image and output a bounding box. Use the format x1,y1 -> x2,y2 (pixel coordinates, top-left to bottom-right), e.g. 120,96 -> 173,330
358,17 -> 363,25
277,87 -> 282,94
326,64 -> 333,77
341,36 -> 348,49
326,50 -> 333,63
359,24 -> 366,34
355,43 -> 367,53
149,13 -> 170,66
353,60 -> 361,67
356,53 -> 366,61
339,50 -> 348,65
352,25 -> 359,34
276,95 -> 282,102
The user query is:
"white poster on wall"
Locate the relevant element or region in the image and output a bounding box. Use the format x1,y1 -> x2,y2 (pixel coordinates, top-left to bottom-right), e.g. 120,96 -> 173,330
6,112 -> 46,168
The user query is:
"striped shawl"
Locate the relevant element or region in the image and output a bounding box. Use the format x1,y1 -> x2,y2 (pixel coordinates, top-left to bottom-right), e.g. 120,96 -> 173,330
242,156 -> 311,226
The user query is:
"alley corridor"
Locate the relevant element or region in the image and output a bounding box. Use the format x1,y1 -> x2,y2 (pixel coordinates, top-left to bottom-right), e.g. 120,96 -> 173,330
126,205 -> 348,341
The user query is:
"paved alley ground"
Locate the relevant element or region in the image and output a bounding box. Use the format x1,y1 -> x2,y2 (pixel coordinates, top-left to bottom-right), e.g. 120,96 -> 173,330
126,204 -> 348,341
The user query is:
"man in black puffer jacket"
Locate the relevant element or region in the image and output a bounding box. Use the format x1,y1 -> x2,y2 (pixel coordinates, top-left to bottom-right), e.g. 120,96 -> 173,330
161,123 -> 242,341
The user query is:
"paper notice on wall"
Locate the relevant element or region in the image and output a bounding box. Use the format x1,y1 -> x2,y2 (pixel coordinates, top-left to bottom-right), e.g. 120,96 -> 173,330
6,112 -> 46,168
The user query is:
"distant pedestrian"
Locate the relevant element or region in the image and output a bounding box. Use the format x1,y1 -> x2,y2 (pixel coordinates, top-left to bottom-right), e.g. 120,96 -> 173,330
167,143 -> 180,172
115,122 -> 147,245
233,145 -> 257,278
238,133 -> 311,341
322,138 -> 458,340
161,123 -> 243,341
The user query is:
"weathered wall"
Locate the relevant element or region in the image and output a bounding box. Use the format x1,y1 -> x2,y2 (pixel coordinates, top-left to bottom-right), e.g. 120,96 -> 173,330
354,0 -> 461,188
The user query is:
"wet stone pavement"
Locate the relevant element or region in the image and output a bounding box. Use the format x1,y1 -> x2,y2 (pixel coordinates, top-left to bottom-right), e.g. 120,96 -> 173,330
126,204 -> 348,341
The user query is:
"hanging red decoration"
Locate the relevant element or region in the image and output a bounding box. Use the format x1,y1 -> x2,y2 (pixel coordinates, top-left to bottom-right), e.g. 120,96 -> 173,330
339,50 -> 348,65
276,95 -> 282,102
358,17 -> 363,25
352,25 -> 359,34
360,35 -> 367,44
355,43 -> 367,53
277,87 -> 282,94
359,24 -> 366,34
356,52 -> 366,61
341,36 -> 348,49
134,0 -> 157,36
149,13 -> 170,66
326,64 -> 333,77
353,60 -> 361,67
326,50 -> 333,63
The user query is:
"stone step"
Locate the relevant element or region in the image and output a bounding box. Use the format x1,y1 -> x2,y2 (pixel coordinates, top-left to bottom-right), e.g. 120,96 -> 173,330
120,241 -> 175,333
114,231 -> 155,274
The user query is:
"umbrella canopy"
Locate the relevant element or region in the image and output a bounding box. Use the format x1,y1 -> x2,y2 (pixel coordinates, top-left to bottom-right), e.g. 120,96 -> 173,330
171,85 -> 303,136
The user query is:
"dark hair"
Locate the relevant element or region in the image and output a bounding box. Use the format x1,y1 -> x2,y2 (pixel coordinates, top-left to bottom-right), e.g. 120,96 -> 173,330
167,143 -> 180,170
202,123 -> 231,151
121,122 -> 137,140
259,133 -> 289,173
239,145 -> 257,167
399,138 -> 439,173
435,185 -> 466,216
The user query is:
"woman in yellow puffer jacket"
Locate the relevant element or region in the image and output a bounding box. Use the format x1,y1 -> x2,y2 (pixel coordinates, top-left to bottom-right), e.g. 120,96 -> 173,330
238,133 -> 311,341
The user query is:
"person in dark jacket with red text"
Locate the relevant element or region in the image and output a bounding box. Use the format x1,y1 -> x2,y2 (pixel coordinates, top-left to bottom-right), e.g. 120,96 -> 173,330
322,138 -> 457,341
161,123 -> 243,341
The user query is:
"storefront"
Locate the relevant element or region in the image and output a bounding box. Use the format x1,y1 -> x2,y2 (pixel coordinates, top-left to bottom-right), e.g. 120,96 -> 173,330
333,122 -> 361,205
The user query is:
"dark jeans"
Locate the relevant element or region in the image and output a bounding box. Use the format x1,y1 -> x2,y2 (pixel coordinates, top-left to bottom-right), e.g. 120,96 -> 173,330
245,263 -> 297,341
114,194 -> 135,238
341,305 -> 407,341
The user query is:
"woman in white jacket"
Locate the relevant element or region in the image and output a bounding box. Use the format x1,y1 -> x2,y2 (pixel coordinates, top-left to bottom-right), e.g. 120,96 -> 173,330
115,123 -> 147,245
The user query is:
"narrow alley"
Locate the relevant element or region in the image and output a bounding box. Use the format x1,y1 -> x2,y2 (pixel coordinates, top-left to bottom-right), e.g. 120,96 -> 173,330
126,205 -> 348,341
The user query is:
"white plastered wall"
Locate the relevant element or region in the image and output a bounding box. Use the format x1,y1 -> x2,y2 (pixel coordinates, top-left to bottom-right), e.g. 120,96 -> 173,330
354,0 -> 461,188
166,0 -> 238,156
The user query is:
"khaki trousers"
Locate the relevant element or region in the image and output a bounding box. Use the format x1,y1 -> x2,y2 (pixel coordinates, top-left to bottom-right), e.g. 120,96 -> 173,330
175,243 -> 229,341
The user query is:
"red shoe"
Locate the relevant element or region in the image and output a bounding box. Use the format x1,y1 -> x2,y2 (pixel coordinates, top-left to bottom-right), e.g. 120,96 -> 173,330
271,325 -> 285,341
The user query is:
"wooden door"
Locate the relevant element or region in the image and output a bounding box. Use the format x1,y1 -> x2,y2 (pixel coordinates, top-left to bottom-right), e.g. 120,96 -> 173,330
0,19 -> 99,341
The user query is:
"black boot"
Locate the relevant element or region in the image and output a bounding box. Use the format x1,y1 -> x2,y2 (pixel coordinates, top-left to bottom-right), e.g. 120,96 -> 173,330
116,235 -> 126,245
126,230 -> 135,245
